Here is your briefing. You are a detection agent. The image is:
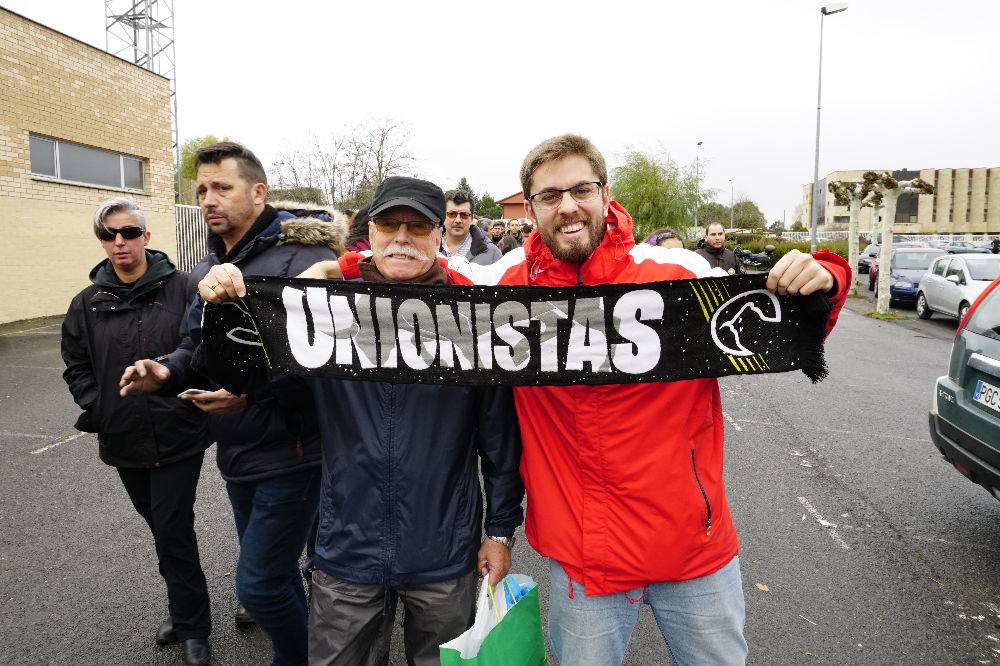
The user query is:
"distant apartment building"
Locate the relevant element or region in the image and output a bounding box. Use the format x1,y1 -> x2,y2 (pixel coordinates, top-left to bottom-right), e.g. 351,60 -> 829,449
801,167 -> 999,236
0,8 -> 174,324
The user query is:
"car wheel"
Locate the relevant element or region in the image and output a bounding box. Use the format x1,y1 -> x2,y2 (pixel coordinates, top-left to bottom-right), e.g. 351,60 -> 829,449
859,264 -> 868,274
916,293 -> 932,319
959,301 -> 970,322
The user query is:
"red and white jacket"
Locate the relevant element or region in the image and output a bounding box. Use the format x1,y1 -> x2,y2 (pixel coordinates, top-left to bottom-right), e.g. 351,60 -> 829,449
339,201 -> 850,595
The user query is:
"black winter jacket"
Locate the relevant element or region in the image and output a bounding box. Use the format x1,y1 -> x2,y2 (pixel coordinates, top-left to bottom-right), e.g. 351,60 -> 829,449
162,204 -> 344,482
310,377 -> 524,587
61,251 -> 210,468
695,245 -> 743,274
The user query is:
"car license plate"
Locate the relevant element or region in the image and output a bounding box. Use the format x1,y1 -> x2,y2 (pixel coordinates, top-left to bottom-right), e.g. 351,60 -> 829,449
973,379 -> 1000,415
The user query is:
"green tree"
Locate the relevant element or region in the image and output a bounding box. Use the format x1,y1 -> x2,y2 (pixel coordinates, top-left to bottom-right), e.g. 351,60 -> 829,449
457,177 -> 476,204
610,151 -> 698,242
732,200 -> 766,230
475,193 -> 502,219
178,134 -> 233,204
790,219 -> 807,232
698,202 -> 730,229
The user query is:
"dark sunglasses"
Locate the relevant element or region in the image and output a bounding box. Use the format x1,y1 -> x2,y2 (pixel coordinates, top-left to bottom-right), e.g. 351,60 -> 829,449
371,217 -> 438,237
97,226 -> 144,241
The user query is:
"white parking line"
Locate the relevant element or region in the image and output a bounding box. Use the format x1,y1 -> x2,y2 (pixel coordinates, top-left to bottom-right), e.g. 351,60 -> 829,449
1,430 -> 52,440
722,411 -> 744,432
30,431 -> 86,455
739,419 -> 931,443
798,496 -> 851,550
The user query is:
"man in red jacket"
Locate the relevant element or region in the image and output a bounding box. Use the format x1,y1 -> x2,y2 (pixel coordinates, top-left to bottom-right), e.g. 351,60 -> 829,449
291,134 -> 850,665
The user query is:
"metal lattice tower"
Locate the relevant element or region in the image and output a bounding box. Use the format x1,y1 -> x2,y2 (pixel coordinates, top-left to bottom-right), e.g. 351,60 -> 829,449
105,0 -> 179,198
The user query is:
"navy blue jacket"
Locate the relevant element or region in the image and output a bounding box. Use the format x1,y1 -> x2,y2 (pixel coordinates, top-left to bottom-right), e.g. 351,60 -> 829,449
163,204 -> 344,482
310,377 -> 524,587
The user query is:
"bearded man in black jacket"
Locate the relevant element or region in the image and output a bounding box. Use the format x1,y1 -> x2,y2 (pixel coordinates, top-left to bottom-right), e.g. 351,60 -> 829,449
61,197 -> 212,666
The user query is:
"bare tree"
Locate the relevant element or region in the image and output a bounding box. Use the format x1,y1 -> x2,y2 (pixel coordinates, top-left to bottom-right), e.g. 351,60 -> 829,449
268,119 -> 414,209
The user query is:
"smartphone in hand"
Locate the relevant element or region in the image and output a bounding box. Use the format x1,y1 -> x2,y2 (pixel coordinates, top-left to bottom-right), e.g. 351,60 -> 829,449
177,388 -> 211,399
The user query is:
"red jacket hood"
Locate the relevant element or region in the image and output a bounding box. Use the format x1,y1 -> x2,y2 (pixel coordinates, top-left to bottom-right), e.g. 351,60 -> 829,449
522,201 -> 635,283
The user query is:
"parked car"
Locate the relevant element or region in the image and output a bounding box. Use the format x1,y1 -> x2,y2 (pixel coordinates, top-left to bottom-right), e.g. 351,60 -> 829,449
944,241 -> 991,254
917,254 -> 1000,322
860,242 -> 929,274
928,275 -> 1000,502
857,244 -> 879,274
869,247 -> 946,307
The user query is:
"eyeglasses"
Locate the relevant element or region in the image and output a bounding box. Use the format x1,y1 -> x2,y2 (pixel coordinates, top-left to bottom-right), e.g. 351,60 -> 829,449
371,217 -> 438,237
97,226 -> 144,241
445,211 -> 472,221
527,181 -> 603,210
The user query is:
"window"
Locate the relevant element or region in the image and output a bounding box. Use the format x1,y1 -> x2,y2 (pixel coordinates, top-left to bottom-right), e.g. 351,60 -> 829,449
28,134 -> 144,192
932,258 -> 947,276
945,260 -> 964,281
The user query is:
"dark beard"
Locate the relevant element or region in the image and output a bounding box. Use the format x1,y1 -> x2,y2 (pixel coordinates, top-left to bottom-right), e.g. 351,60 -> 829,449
542,219 -> 606,264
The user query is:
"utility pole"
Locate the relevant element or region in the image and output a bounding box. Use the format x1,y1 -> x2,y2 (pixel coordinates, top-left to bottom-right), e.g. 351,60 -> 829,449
693,141 -> 703,228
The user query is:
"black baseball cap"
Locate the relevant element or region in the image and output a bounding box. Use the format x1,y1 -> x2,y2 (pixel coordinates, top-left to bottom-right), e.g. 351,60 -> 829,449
367,176 -> 446,226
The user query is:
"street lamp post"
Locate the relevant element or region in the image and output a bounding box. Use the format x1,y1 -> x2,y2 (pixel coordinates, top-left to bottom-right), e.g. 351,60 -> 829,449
729,179 -> 734,229
693,141 -> 703,228
810,2 -> 847,253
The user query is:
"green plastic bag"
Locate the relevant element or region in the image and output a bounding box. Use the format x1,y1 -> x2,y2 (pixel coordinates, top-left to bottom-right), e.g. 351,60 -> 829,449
440,574 -> 547,665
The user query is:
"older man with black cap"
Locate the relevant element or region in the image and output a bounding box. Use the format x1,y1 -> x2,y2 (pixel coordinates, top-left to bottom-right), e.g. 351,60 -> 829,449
197,176 -> 525,666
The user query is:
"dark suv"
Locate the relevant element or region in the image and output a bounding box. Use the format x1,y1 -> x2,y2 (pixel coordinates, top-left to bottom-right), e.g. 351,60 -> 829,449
929,276 -> 1000,501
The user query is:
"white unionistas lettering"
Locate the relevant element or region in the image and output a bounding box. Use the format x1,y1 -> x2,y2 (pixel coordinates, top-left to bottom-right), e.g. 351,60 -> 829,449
492,301 -> 531,371
436,302 -> 476,370
396,299 -> 437,370
374,297 -> 397,368
283,286 -> 335,369
565,297 -> 609,372
530,301 -> 569,372
474,303 -> 493,370
611,290 -> 663,374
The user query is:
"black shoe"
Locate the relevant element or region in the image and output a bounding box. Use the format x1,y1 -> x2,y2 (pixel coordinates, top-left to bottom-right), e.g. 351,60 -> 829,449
156,617 -> 178,645
183,638 -> 211,665
233,604 -> 255,626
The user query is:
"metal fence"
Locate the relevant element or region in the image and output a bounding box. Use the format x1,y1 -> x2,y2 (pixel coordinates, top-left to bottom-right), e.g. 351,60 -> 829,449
175,204 -> 207,271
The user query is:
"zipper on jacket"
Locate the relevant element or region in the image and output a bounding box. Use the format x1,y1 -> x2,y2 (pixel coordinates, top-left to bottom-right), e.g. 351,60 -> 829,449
690,450 -> 712,536
137,307 -> 161,467
384,385 -> 395,585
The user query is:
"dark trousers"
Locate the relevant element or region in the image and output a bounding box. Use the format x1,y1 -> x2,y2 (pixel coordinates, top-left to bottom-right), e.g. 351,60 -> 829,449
227,468 -> 321,666
308,570 -> 477,666
117,452 -> 211,640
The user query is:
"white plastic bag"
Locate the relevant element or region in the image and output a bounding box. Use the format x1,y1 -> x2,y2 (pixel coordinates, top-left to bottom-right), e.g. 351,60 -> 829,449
441,580 -> 510,659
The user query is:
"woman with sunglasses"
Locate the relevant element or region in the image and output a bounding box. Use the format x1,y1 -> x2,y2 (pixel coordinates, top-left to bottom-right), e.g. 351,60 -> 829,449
60,197 -> 213,665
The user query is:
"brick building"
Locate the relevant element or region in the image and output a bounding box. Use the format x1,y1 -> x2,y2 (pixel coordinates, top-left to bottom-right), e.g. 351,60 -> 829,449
497,191 -> 526,220
0,8 -> 174,324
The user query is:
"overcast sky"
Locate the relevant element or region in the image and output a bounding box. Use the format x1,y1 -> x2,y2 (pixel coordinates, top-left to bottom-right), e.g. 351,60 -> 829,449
4,0 -> 998,223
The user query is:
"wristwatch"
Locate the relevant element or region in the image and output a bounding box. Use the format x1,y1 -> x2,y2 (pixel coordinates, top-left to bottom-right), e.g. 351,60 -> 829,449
487,535 -> 516,549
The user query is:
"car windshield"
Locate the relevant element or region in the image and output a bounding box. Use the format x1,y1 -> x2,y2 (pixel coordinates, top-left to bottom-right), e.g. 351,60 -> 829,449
964,256 -> 1000,281
894,251 -> 944,270
865,246 -> 879,256
966,286 -> 1000,341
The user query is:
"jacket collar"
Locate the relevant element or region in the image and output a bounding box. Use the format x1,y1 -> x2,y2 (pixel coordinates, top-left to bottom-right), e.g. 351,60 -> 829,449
522,200 -> 635,284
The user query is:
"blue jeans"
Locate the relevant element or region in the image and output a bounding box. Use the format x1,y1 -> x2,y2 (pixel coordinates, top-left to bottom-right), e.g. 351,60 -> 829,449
227,468 -> 321,666
548,556 -> 748,666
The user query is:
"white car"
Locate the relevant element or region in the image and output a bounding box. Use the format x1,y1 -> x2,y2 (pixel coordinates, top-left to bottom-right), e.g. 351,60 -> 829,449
917,254 -> 1000,321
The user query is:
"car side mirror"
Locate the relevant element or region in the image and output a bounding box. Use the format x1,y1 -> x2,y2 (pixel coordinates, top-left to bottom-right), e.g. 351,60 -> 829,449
946,274 -> 961,285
